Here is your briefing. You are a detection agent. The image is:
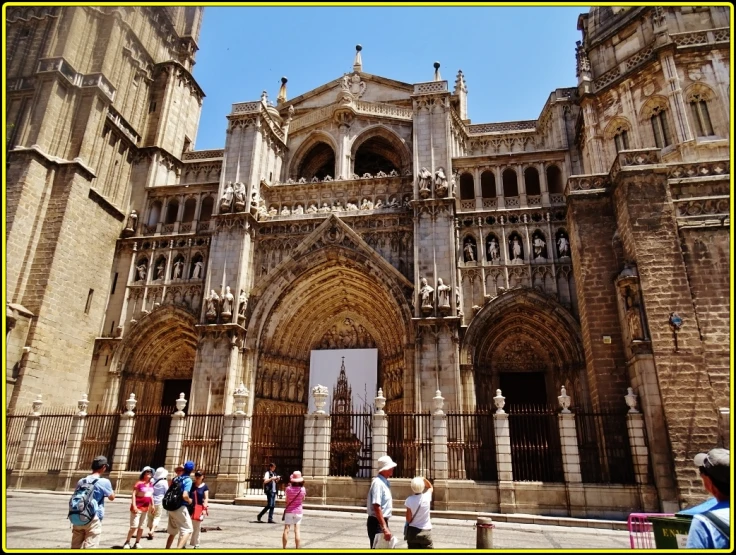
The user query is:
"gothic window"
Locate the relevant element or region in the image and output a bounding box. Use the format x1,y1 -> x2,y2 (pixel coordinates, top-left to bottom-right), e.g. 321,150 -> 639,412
182,198 -> 196,222
524,167 -> 541,196
189,253 -> 204,279
648,105 -> 672,148
171,254 -> 186,280
481,170 -> 496,198
199,196 -> 214,221
353,136 -> 399,176
153,255 -> 167,281
165,199 -> 179,224
148,200 -> 162,226
502,169 -> 518,197
614,129 -> 630,153
298,141 -> 336,180
688,94 -> 714,137
546,165 -> 564,194
459,173 -> 474,200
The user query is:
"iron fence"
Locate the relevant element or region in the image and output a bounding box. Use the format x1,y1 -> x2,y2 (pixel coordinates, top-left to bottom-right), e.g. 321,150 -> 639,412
330,412 -> 372,478
127,407 -> 174,472
246,413 -> 305,496
387,413 -> 433,480
575,410 -> 635,484
6,414 -> 28,471
181,413 -> 224,475
77,413 -> 120,471
507,404 -> 564,482
446,410 -> 498,481
28,409 -> 76,471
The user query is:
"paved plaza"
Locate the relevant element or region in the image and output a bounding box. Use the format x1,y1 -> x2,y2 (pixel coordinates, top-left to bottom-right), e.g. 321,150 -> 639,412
5,491 -> 633,550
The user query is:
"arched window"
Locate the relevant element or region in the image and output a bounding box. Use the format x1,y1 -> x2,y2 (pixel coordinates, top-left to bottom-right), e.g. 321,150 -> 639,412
298,141 -> 336,180
614,129 -> 630,153
524,167 -> 541,196
353,136 -> 399,176
459,173 -> 474,200
641,101 -> 673,149
200,196 -> 214,221
481,171 -> 496,198
688,92 -> 714,137
546,166 -> 563,194
605,119 -> 632,153
148,200 -> 162,226
165,199 -> 179,224
502,169 -> 518,197
182,198 -> 196,222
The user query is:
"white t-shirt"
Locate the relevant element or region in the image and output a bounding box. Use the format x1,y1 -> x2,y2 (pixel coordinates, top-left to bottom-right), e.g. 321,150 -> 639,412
151,478 -> 169,505
404,491 -> 432,530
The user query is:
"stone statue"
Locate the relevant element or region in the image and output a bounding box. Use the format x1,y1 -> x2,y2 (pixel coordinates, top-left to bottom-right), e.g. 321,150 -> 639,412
307,203 -> 318,214
437,278 -> 451,308
434,167 -> 448,197
418,167 -> 432,198
511,237 -> 523,262
206,290 -> 219,321
360,198 -> 373,210
419,277 -> 434,309
268,206 -> 278,216
238,289 -> 247,321
455,286 -> 462,313
297,372 -> 305,403
403,195 -> 411,208
346,202 -> 358,211
533,235 -> 546,259
294,204 -> 304,215
249,190 -> 259,214
557,235 -> 570,258
233,182 -> 246,211
374,198 -> 383,209
626,293 -> 644,340
488,237 -> 500,262
192,259 -> 203,279
387,197 -> 399,208
155,260 -> 166,280
463,240 -> 476,262
220,182 -> 234,212
221,286 -> 234,316
173,259 -> 184,279
125,210 -> 138,232
331,201 -> 342,212
450,172 -> 457,196
319,203 -> 331,213
281,206 -> 290,216
136,262 -> 147,281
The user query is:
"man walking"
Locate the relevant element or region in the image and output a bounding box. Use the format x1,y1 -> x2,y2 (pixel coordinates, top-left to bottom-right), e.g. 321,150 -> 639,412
366,455 -> 397,548
686,448 -> 730,548
257,462 -> 280,523
165,460 -> 195,549
70,456 -> 115,549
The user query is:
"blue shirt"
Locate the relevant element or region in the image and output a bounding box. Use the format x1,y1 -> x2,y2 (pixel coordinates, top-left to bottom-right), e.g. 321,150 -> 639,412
76,474 -> 114,521
367,475 -> 392,519
678,497 -> 719,516
176,475 -> 193,508
686,501 -> 730,549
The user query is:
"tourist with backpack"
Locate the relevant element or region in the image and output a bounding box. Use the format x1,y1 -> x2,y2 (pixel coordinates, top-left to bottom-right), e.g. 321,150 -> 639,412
123,466 -> 154,549
164,460 -> 195,549
145,467 -> 169,541
69,455 -> 115,549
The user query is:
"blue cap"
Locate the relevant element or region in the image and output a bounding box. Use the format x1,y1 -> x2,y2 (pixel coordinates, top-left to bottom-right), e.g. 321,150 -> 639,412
183,460 -> 195,473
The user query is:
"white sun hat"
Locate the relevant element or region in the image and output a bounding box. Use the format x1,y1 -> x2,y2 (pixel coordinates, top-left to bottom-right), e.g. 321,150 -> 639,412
377,455 -> 397,473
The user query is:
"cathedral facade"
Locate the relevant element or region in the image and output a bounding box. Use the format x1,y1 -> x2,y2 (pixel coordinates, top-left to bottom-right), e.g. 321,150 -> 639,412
5,6 -> 730,512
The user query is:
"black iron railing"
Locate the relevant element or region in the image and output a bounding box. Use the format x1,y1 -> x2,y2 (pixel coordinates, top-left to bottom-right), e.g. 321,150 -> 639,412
28,408 -> 76,471
77,412 -> 120,471
508,404 -> 564,482
181,413 -> 224,475
247,413 -> 305,496
446,410 -> 498,481
387,413 -> 433,480
330,412 -> 372,478
6,414 -> 28,471
127,407 -> 174,471
575,410 -> 635,484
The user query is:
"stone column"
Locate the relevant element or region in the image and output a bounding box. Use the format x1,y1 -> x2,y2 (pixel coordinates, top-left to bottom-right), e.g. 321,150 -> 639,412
517,164 -> 527,207
15,395 -> 44,471
216,384 -> 251,499
165,393 -> 188,469
304,385 -> 331,478
625,388 -> 650,485
372,389 -> 388,475
494,167 -> 504,209
557,387 -> 585,517
492,390 -> 515,513
539,163 -> 551,207
432,390 -> 448,480
113,393 -> 137,472
57,394 -> 90,491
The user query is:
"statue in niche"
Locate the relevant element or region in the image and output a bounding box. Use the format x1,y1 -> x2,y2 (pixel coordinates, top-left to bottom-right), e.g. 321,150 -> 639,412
257,199 -> 267,219
268,206 -> 278,216
418,167 -> 432,198
557,234 -> 570,258
403,195 -> 411,208
155,260 -> 166,280
256,373 -> 264,397
205,290 -> 219,322
221,286 -> 234,317
455,286 -> 462,313
510,237 -> 523,263
191,259 -> 204,279
419,277 -> 434,309
320,203 -> 331,213
288,370 -> 296,401
434,167 -> 449,197
360,198 -> 373,210
249,190 -> 259,214
450,172 -> 457,197
307,203 -> 318,214
124,210 -> 138,233
533,234 -> 546,260
387,196 -> 399,208
220,182 -> 234,212
281,371 -> 289,401
463,240 -> 476,262
626,290 -> 644,341
271,370 -> 281,399
437,278 -> 451,308
136,261 -> 148,281
238,289 -> 247,322
487,237 -> 500,263
233,182 -> 246,211
297,372 -> 305,403
346,201 -> 358,211
374,198 -> 384,209
281,206 -> 291,216
173,259 -> 184,279
294,204 -> 304,215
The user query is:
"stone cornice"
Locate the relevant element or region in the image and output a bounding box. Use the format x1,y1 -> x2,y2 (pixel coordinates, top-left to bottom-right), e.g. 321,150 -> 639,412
8,145 -> 96,180
155,60 -> 205,101
36,57 -> 116,103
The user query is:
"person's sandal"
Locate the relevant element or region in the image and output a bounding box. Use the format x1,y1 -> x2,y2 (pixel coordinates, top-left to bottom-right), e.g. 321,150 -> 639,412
146,534 -> 153,541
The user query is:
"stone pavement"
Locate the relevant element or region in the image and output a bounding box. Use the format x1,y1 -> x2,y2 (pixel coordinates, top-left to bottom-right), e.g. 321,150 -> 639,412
5,491 -> 632,550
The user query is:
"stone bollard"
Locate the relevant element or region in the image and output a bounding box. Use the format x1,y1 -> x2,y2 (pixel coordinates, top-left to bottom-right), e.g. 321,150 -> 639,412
476,517 -> 494,549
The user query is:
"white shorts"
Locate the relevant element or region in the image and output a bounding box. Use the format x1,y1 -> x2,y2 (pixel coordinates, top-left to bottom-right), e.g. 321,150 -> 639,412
284,513 -> 302,525
129,510 -> 146,529
167,506 -> 193,536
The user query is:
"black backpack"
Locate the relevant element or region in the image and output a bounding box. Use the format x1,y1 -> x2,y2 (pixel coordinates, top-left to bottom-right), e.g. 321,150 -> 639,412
162,477 -> 185,511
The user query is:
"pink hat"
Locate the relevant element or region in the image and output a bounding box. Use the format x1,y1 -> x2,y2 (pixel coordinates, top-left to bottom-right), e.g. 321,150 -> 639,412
289,470 -> 304,483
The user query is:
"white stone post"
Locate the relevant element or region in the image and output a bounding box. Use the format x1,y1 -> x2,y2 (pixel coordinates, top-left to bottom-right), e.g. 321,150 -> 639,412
492,389 -> 515,513
61,394 -> 90,472
217,384 -> 251,499
304,385 -> 331,477
557,386 -> 585,517
625,388 -> 650,485
113,393 -> 137,472
372,389 -> 388,475
165,393 -> 188,470
432,390 -> 448,480
15,395 -> 44,470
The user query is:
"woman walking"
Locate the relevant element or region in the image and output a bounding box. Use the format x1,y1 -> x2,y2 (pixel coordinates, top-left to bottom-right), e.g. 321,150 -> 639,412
123,467 -> 154,549
404,476 -> 433,549
145,467 -> 168,541
282,471 -> 306,549
188,470 -> 210,549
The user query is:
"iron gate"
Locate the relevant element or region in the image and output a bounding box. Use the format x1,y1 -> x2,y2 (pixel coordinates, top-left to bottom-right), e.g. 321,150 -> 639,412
387,413 -> 433,480
508,404 -> 564,482
247,413 -> 305,495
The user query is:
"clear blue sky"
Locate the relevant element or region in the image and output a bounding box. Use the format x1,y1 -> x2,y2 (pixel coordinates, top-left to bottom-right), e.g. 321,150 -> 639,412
191,6 -> 587,150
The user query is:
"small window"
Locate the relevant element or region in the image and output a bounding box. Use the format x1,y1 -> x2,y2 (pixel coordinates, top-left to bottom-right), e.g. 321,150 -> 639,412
689,97 -> 714,137
614,130 -> 630,153
149,100 -> 157,113
650,107 -> 672,149
459,173 -> 474,200
20,28 -> 31,38
110,272 -> 118,295
84,289 -> 94,314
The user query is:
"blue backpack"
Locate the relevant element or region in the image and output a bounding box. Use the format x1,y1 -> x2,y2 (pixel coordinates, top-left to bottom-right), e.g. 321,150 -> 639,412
68,478 -> 99,526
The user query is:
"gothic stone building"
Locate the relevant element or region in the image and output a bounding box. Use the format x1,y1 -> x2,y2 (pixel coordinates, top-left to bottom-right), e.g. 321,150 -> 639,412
5,6 -> 730,514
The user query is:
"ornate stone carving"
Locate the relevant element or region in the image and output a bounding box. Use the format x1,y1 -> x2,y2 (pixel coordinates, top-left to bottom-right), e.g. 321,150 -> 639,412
238,289 -> 247,323
374,388 -> 386,415
493,389 -> 505,414
463,239 -> 476,262
487,236 -> 500,263
419,277 -> 434,313
437,278 -> 451,311
434,167 -> 448,197
220,182 -> 234,212
557,233 -> 570,259
558,386 -> 571,413
233,182 -> 246,212
124,210 -> 138,235
318,317 -> 375,349
312,384 -> 328,414
625,387 -> 639,413
509,236 -> 524,263
205,289 -> 219,322
532,232 -> 547,260
136,260 -> 148,281
221,286 -> 234,318
417,167 -> 432,198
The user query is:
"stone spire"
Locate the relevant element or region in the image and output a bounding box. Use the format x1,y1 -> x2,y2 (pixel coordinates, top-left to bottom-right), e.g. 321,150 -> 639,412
353,44 -> 363,72
454,69 -> 468,120
277,76 -> 288,105
454,69 -> 467,94
433,61 -> 441,81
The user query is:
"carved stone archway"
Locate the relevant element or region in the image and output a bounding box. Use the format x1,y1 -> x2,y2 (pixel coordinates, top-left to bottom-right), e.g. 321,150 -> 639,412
350,125 -> 412,176
288,131 -> 338,180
